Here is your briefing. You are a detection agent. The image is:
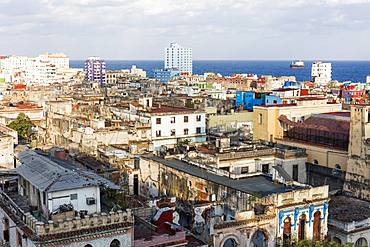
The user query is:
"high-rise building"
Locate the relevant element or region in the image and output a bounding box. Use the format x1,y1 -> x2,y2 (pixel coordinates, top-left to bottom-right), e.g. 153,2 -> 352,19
311,62 -> 332,85
0,53 -> 69,84
164,43 -> 192,74
84,56 -> 106,84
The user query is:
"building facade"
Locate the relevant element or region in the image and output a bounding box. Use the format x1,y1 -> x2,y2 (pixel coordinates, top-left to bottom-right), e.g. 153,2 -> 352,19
84,57 -> 106,84
164,43 -> 192,74
150,105 -> 206,151
311,62 -> 332,85
253,99 -> 342,142
0,150 -> 133,247
0,53 -> 69,84
153,69 -> 180,83
344,104 -> 370,201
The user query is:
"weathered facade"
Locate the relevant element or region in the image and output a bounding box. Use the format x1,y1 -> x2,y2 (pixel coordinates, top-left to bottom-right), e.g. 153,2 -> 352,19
138,156 -> 329,246
344,104 -> 370,200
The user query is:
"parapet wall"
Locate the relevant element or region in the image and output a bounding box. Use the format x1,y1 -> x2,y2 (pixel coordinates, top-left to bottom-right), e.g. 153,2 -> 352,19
24,210 -> 133,236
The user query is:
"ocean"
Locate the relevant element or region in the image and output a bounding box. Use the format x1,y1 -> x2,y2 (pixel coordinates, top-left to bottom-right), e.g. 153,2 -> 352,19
70,60 -> 370,83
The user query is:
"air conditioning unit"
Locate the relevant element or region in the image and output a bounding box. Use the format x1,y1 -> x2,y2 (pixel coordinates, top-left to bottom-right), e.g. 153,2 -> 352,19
86,197 -> 96,205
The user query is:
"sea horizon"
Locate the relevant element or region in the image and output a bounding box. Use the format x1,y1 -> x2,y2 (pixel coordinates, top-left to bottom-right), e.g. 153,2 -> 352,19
70,60 -> 370,82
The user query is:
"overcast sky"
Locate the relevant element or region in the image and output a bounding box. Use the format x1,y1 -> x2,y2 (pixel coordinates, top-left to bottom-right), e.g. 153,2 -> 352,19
1,0 -> 370,60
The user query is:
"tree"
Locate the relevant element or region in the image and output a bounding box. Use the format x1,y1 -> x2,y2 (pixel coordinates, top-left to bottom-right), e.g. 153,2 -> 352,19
295,240 -> 351,247
7,113 -> 33,140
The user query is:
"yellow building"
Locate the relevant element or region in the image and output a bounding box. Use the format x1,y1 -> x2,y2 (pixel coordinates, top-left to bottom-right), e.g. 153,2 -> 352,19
253,98 -> 342,142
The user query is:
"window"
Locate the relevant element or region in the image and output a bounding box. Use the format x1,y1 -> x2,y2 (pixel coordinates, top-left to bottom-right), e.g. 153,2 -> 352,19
184,128 -> 189,135
196,115 -> 201,122
258,113 -> 263,124
241,166 -> 249,174
354,238 -> 368,247
313,211 -> 321,242
196,127 -> 201,134
86,197 -> 96,205
43,192 -> 46,205
156,118 -> 161,124
262,164 -> 269,173
110,239 -> 121,247
293,164 -> 299,181
156,130 -> 161,137
298,214 -> 307,240
171,117 -> 176,123
184,116 -> 189,122
171,129 -> 176,136
70,194 -> 78,200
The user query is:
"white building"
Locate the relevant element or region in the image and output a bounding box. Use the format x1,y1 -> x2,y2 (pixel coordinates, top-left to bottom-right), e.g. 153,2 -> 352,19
0,150 -> 133,247
150,105 -> 206,151
311,62 -> 332,85
130,65 -> 146,78
0,53 -> 70,84
38,52 -> 69,69
165,43 -> 192,74
366,75 -> 370,84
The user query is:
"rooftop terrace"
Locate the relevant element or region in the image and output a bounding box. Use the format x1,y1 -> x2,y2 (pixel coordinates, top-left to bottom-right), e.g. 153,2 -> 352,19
143,156 -> 306,197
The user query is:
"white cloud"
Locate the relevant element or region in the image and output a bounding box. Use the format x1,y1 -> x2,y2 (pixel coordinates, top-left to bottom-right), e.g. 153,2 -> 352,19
0,0 -> 369,59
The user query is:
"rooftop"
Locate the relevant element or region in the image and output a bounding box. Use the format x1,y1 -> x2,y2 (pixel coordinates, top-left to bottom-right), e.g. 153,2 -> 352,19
149,105 -> 200,115
16,150 -> 119,193
143,156 -> 305,197
329,196 -> 370,223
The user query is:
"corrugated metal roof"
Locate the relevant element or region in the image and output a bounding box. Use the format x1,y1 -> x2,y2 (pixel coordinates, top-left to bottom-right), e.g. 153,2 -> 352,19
16,150 -> 119,192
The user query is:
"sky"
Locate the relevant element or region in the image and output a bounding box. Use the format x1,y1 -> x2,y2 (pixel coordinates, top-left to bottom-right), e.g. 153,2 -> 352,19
1,0 -> 370,60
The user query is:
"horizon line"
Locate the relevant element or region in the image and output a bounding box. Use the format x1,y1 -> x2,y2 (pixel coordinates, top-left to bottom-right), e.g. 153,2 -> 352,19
69,59 -> 370,61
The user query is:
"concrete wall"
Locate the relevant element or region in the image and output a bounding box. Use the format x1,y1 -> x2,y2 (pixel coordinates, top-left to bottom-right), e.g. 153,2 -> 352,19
277,139 -> 348,171
151,112 -> 206,150
0,134 -> 14,169
344,105 -> 370,200
208,111 -> 253,129
253,103 -> 342,142
48,186 -> 101,215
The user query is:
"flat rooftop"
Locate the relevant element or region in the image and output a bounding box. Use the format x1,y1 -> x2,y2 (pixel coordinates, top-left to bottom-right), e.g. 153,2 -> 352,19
143,156 -> 305,197
329,196 -> 370,223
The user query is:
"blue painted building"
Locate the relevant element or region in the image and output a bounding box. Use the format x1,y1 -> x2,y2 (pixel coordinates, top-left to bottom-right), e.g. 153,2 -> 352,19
282,81 -> 300,89
236,91 -> 282,111
153,69 -> 180,83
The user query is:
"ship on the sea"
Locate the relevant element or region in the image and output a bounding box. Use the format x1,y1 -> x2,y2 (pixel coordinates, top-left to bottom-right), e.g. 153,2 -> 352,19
290,60 -> 304,68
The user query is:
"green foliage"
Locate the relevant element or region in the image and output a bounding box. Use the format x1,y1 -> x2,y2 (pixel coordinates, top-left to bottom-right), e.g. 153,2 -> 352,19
295,240 -> 350,247
102,189 -> 127,211
7,113 -> 33,140
185,100 -> 195,109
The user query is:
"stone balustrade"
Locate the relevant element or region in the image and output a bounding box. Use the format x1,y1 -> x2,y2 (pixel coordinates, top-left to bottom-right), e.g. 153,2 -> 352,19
24,210 -> 133,236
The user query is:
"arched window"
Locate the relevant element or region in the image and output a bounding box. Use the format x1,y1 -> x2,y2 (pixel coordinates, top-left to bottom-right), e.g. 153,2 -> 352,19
110,239 -> 121,247
223,238 -> 237,247
251,230 -> 268,247
313,211 -> 321,241
84,245 -> 93,247
332,237 -> 342,244
283,217 -> 291,246
355,238 -> 368,247
298,214 -> 306,241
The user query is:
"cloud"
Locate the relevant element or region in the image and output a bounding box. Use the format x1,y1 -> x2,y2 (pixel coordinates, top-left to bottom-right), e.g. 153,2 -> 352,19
0,0 -> 369,59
